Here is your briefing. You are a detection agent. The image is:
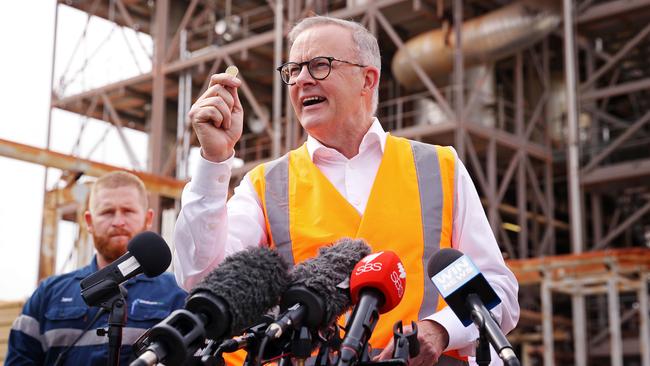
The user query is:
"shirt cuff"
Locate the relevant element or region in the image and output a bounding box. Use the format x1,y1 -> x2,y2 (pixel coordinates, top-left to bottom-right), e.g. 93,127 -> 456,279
425,306 -> 478,354
189,152 -> 234,196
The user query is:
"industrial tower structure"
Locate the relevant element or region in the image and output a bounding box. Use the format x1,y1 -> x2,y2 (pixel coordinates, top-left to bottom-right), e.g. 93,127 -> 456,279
1,0 -> 649,365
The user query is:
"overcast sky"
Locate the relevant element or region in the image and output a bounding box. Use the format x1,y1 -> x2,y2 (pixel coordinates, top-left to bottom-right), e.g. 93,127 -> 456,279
0,2 -> 155,300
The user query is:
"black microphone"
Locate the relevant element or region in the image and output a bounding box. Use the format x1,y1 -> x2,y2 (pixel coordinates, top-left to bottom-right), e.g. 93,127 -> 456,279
131,246 -> 290,366
427,248 -> 520,366
80,231 -> 171,307
266,238 -> 372,339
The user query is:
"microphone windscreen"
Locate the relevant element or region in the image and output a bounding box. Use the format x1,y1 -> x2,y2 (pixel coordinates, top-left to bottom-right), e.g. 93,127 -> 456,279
290,238 -> 371,325
127,231 -> 172,277
426,248 -> 463,279
191,247 -> 290,334
350,251 -> 406,313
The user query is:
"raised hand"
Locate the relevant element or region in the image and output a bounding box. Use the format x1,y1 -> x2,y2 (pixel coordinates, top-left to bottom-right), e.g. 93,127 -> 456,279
188,72 -> 243,162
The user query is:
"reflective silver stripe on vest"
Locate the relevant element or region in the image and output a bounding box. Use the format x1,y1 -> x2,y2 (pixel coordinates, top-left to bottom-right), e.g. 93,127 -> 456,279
12,314 -> 46,351
264,153 -> 294,266
410,140 -> 445,320
12,313 -> 149,351
43,327 -> 147,348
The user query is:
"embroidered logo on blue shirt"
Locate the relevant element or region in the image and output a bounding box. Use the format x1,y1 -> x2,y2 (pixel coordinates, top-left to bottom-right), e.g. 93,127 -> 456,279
130,298 -> 163,313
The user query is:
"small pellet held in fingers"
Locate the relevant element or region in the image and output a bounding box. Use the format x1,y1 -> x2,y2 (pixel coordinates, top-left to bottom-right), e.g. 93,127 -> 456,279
226,65 -> 239,77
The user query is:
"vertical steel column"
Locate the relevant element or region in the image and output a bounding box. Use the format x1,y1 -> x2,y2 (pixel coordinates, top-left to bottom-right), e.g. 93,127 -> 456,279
640,273 -> 650,366
285,87 -> 296,149
542,275 -> 555,366
564,2 -> 587,363
521,343 -> 531,366
542,38 -> 555,256
544,158 -> 555,255
283,0 -> 294,152
607,275 -> 623,366
176,30 -> 191,181
584,49 -> 599,162
74,183 -> 91,268
572,294 -> 587,366
39,193 -> 59,280
515,52 -> 528,258
150,0 -> 169,231
488,137 -> 498,235
563,0 -> 583,253
453,0 -> 465,160
591,194 -> 603,243
38,0 -> 60,281
532,193 -> 540,249
272,0 -> 284,158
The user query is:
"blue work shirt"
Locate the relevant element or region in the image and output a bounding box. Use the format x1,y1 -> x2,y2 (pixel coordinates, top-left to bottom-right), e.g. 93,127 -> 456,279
6,257 -> 187,365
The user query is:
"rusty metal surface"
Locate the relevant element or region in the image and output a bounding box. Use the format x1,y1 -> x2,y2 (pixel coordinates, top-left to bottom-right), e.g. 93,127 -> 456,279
507,247 -> 650,285
0,138 -> 185,199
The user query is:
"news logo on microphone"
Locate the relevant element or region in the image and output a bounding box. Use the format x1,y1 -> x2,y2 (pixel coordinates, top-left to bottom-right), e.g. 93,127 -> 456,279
429,255 -> 478,297
427,249 -> 521,366
338,251 -> 407,366
355,252 -> 384,274
427,249 -> 501,326
350,251 -> 406,314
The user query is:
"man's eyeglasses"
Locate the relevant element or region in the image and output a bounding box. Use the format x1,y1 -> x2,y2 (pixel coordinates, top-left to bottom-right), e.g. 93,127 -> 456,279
276,56 -> 367,85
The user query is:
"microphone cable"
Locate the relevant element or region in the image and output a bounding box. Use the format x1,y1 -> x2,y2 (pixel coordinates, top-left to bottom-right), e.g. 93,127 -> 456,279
256,334 -> 271,366
53,308 -> 106,366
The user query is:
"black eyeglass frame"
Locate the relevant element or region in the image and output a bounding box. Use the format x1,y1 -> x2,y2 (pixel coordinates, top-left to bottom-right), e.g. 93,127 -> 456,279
276,56 -> 367,85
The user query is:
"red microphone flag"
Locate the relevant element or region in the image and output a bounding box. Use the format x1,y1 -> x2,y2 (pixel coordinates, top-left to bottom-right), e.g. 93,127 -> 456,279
349,251 -> 406,313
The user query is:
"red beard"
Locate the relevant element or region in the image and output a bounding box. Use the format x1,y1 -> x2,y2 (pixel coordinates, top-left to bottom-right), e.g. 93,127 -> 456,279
93,227 -> 143,263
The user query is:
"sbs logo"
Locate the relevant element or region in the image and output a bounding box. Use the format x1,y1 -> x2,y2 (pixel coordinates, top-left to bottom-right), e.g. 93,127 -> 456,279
390,270 -> 405,298
355,262 -> 383,274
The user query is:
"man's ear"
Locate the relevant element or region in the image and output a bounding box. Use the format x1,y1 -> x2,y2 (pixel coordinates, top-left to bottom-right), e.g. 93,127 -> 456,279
361,65 -> 380,96
144,209 -> 154,230
84,211 -> 94,234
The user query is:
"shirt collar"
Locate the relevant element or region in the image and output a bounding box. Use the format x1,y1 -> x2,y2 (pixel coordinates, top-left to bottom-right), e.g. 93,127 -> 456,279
73,257 -> 99,279
306,117 -> 387,161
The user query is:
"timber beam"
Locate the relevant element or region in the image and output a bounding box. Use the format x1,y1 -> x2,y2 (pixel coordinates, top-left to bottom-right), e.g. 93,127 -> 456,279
0,138 -> 185,199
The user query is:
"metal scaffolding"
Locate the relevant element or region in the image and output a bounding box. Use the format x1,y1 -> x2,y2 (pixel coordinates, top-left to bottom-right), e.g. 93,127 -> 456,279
1,0 -> 649,364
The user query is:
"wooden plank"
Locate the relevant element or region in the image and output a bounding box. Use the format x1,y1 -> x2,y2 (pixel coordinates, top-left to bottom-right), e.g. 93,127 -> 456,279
507,248 -> 650,285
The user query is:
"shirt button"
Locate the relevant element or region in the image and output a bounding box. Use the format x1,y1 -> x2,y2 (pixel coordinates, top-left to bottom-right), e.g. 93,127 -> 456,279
217,175 -> 227,183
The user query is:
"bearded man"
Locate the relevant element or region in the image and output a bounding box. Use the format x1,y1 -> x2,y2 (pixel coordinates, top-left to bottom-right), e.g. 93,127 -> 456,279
7,171 -> 186,365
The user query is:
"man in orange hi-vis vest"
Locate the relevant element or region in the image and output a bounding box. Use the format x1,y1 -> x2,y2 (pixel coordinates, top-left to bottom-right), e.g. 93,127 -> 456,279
173,15 -> 519,366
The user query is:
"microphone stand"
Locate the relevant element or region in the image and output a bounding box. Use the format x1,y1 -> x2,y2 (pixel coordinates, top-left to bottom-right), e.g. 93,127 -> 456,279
475,327 -> 491,366
95,284 -> 128,366
315,325 -> 341,366
291,326 -> 312,366
467,294 -> 520,366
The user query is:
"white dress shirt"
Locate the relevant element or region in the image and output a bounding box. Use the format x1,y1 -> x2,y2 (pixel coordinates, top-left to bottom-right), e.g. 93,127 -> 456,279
174,118 -> 519,361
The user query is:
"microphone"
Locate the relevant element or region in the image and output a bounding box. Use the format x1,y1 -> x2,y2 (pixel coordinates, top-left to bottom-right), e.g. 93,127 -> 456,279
131,246 -> 290,366
427,248 -> 519,366
266,238 -> 372,339
337,251 -> 407,366
80,231 -> 171,307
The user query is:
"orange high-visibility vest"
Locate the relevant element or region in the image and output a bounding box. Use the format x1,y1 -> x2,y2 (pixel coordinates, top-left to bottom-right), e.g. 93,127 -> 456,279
232,135 -> 467,365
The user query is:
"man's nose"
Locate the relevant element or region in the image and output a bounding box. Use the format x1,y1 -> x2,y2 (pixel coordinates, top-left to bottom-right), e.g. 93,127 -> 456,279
294,64 -> 315,85
112,212 -> 126,226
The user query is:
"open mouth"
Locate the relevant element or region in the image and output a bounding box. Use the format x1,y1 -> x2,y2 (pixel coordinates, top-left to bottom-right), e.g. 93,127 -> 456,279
302,96 -> 326,107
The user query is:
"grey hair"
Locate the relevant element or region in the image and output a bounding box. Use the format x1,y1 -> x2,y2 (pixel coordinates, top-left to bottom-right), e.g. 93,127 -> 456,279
288,16 -> 381,115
